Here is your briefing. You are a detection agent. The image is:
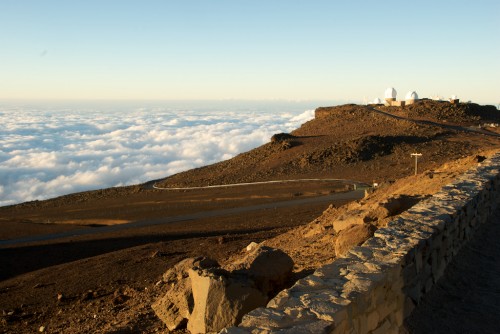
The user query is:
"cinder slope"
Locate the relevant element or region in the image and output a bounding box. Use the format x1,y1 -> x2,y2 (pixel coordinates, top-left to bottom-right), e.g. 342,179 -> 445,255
157,102 -> 499,188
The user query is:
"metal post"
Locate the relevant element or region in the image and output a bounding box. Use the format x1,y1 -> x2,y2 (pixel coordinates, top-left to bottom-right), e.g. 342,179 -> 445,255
411,153 -> 422,175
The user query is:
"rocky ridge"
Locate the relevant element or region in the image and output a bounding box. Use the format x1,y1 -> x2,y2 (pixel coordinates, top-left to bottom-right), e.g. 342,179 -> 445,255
156,101 -> 499,189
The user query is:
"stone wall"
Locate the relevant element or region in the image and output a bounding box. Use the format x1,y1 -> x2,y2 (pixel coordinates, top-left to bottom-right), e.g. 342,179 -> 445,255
221,154 -> 500,334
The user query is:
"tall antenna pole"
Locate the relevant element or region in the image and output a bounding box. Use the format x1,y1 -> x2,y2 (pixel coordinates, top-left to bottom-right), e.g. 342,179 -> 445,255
411,153 -> 422,175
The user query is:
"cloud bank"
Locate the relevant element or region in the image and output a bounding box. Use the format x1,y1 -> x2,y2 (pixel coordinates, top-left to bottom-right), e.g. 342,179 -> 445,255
0,102 -> 315,206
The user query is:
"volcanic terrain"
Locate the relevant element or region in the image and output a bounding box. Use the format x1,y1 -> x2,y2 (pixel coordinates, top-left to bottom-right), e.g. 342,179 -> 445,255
1,101 -> 500,333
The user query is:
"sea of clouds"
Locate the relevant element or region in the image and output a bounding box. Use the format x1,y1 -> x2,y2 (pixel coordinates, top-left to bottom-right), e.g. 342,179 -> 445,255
0,101 -> 318,206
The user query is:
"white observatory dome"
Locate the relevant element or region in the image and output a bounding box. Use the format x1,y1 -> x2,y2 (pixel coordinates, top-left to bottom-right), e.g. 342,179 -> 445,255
405,91 -> 419,100
385,87 -> 397,99
373,98 -> 382,104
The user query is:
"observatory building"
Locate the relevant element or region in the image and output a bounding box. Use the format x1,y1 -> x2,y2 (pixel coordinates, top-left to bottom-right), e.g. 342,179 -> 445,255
405,91 -> 419,105
384,87 -> 397,104
385,87 -> 406,107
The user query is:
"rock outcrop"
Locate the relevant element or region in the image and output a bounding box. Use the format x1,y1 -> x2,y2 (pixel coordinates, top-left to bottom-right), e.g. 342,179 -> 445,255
188,267 -> 268,334
332,210 -> 371,233
152,257 -> 219,330
152,246 -> 294,333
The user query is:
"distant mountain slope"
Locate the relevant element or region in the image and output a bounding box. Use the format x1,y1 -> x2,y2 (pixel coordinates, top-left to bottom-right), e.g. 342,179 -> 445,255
156,102 -> 499,188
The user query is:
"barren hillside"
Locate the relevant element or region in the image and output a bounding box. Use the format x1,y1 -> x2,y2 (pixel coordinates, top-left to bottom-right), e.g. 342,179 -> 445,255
1,101 -> 500,334
156,102 -> 500,188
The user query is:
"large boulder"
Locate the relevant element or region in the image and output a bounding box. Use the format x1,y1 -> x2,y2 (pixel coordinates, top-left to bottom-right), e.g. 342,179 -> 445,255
332,210 -> 372,233
225,245 -> 294,297
187,267 -> 268,334
153,248 -> 294,333
270,133 -> 295,143
162,256 -> 219,284
151,280 -> 192,331
334,223 -> 377,257
152,257 -> 219,331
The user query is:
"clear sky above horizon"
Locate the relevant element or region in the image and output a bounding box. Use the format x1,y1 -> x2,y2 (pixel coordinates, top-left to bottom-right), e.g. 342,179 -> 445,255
1,0 -> 499,104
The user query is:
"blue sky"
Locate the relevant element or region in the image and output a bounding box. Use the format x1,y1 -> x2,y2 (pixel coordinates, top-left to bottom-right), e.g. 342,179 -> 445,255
1,0 -> 498,103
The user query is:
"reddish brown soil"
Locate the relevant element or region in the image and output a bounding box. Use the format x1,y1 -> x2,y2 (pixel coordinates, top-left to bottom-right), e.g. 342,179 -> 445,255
1,101 -> 499,334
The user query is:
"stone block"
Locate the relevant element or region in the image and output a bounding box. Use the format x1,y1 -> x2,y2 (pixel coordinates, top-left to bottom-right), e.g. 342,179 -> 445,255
429,249 -> 438,274
219,327 -> 251,334
357,313 -> 368,334
348,246 -> 374,261
390,277 -> 404,294
283,306 -> 318,323
403,297 -> 416,318
267,289 -> 295,309
153,256 -> 219,331
415,250 -> 423,273
366,309 -> 380,331
433,258 -> 446,282
371,319 -> 391,334
296,290 -> 352,323
404,281 -> 421,304
239,307 -> 294,330
274,320 -> 334,334
188,268 -> 268,334
330,319 -> 348,334
151,279 -> 193,330
376,300 -> 393,321
390,308 -> 404,328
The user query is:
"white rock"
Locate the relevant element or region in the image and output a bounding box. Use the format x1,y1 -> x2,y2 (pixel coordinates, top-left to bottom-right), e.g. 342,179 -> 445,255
246,242 -> 258,252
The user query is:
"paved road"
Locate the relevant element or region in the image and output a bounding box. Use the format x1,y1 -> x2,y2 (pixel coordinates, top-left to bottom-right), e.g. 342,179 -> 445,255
404,202 -> 500,333
0,188 -> 366,247
147,178 -> 369,190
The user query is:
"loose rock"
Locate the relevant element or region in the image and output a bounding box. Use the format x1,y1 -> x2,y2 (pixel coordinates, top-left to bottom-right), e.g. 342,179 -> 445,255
226,245 -> 294,297
335,223 -> 377,257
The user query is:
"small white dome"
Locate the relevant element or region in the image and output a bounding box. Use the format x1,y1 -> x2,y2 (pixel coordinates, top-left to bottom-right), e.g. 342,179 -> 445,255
385,87 -> 397,99
373,97 -> 382,104
451,95 -> 458,100
405,91 -> 419,100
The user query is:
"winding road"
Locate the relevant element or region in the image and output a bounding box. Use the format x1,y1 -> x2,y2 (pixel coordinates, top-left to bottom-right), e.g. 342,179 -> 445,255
0,186 -> 367,247
150,178 -> 370,190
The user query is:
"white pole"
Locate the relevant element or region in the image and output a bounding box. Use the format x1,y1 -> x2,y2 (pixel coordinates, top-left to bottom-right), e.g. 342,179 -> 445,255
411,153 -> 422,175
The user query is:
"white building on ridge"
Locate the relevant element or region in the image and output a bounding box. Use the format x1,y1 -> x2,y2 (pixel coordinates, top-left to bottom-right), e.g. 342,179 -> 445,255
385,87 -> 397,103
405,91 -> 419,105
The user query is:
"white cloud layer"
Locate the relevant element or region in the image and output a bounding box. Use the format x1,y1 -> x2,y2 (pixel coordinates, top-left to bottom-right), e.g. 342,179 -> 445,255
0,102 -> 315,206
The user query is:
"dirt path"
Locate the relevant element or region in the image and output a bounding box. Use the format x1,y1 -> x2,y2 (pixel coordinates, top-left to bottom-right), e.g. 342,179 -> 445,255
403,200 -> 500,333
